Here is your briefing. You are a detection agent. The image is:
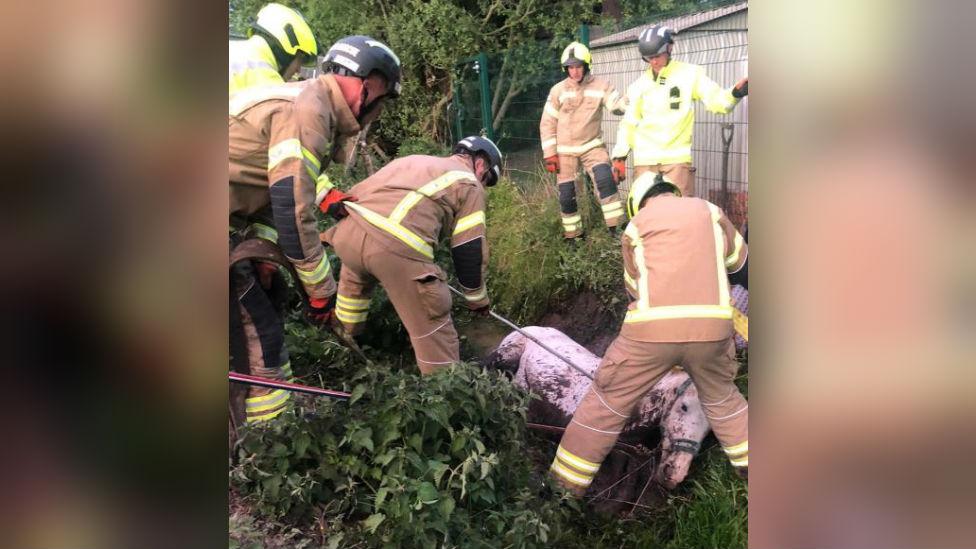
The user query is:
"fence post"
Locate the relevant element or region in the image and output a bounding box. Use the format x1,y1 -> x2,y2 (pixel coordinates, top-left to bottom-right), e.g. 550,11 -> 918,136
476,52 -> 494,141
452,76 -> 463,144
579,23 -> 589,47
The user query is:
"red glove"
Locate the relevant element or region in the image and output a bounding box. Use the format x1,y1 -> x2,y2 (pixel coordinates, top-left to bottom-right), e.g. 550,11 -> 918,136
307,294 -> 336,326
318,188 -> 357,219
544,156 -> 559,173
254,261 -> 278,290
612,158 -> 627,183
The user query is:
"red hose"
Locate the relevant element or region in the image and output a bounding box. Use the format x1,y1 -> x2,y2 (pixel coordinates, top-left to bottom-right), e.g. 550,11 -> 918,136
229,372 -> 351,400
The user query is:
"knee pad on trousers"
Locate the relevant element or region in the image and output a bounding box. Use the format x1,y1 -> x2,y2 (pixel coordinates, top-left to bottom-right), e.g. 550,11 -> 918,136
229,294 -> 249,374
592,163 -> 617,199
558,181 -> 578,214
238,283 -> 285,369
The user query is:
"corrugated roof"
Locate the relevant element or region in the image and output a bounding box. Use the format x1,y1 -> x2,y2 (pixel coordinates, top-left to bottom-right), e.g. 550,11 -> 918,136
591,1 -> 747,48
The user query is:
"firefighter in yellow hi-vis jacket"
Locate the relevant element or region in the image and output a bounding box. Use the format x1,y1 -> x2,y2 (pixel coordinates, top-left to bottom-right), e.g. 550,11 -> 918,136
540,42 -> 628,239
229,3 -> 318,95
611,25 -> 747,198
549,172 -> 748,496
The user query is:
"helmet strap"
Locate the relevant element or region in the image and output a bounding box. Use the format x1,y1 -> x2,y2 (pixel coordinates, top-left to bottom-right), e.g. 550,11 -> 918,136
332,74 -> 367,117
252,27 -> 296,74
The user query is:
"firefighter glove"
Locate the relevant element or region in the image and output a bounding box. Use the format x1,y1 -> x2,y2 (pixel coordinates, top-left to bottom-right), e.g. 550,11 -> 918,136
612,158 -> 627,182
732,78 -> 748,98
319,188 -> 357,219
544,155 -> 559,173
254,261 -> 278,290
307,294 -> 336,326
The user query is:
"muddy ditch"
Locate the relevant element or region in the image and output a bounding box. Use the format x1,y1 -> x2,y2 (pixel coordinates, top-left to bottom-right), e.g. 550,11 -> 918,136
456,291 -> 669,514
458,289 -> 624,360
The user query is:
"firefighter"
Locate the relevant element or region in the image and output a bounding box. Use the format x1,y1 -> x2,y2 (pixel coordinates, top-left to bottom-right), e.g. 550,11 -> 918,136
320,137 -> 503,375
229,3 -> 318,95
549,172 -> 748,496
229,36 -> 401,425
611,25 -> 748,198
540,42 -> 628,240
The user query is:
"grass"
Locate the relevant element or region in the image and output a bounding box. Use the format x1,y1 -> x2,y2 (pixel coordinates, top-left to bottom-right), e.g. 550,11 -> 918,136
485,172 -> 626,325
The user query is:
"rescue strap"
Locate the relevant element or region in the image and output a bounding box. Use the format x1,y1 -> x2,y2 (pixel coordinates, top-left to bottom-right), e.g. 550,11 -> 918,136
669,378 -> 701,455
446,285 -> 594,380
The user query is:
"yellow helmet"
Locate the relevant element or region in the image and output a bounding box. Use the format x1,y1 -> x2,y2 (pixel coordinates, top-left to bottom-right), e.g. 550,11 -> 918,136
251,3 -> 317,61
626,171 -> 681,218
560,42 -> 592,71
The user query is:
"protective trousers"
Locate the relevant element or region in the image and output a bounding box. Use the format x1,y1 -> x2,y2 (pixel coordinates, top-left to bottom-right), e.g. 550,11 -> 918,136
229,239 -> 294,426
550,335 -> 748,496
556,147 -> 625,238
634,163 -> 696,198
331,221 -> 460,374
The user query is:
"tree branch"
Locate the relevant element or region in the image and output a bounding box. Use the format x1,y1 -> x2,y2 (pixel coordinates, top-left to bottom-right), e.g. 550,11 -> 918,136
491,52 -> 511,116
485,1 -> 539,37
481,0 -> 502,25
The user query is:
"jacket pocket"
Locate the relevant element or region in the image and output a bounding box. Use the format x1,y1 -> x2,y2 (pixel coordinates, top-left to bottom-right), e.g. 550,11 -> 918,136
413,267 -> 451,322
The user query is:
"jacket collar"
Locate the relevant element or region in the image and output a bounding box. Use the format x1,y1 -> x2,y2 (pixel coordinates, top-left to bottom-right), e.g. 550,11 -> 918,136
564,73 -> 594,88
648,60 -> 676,83
320,74 -> 362,135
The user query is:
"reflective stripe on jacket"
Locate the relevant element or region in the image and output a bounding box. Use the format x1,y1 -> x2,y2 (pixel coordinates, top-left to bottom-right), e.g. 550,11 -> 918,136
612,61 -> 739,165
540,75 -> 626,159
229,74 -> 361,298
342,155 -> 490,307
620,193 -> 746,342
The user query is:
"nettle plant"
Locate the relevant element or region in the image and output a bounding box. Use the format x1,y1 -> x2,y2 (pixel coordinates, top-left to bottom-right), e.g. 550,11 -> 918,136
231,363 -> 559,548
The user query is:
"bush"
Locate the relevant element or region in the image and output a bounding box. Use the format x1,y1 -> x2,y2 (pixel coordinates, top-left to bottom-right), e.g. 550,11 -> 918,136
395,136 -> 451,158
231,363 -> 562,548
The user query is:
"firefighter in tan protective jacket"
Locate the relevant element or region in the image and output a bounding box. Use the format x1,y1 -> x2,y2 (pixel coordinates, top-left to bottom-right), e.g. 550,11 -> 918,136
540,42 -> 628,240
549,172 -> 748,496
321,137 -> 503,375
229,36 -> 401,425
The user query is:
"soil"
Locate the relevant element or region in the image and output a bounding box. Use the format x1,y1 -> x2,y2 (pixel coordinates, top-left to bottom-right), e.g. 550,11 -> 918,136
459,290 -> 622,363
537,291 -> 621,356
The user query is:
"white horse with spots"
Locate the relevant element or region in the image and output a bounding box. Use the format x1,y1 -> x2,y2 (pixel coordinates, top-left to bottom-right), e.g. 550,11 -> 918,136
489,326 -> 711,489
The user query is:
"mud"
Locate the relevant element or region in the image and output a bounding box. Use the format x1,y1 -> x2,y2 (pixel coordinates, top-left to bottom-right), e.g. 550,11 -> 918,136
538,291 -> 623,356
459,288 -> 624,364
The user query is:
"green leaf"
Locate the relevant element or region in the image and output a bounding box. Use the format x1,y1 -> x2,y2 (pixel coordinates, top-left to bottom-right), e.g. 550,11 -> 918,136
294,432 -> 310,458
408,433 -> 423,453
350,384 -> 367,404
450,434 -> 467,454
437,496 -> 455,519
375,487 -> 389,510
270,442 -> 289,457
417,481 -> 439,504
428,460 -> 449,486
362,513 -> 385,534
262,475 -> 281,499
325,532 -> 344,549
351,427 -> 374,453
